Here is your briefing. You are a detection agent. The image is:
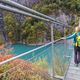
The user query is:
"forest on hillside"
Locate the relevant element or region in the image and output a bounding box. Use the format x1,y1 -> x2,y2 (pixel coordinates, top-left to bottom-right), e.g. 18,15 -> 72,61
0,0 -> 80,44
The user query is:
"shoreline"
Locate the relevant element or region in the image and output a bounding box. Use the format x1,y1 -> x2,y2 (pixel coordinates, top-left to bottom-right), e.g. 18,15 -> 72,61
11,41 -> 46,46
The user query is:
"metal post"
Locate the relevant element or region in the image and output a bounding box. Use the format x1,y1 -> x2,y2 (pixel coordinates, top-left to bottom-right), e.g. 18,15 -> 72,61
50,23 -> 54,78
51,24 -> 54,44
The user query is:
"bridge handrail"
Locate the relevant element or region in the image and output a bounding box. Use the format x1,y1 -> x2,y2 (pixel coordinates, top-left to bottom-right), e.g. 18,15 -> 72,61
0,4 -> 49,22
0,37 -> 64,65
0,0 -> 64,25
0,1 -> 72,79
63,41 -> 73,80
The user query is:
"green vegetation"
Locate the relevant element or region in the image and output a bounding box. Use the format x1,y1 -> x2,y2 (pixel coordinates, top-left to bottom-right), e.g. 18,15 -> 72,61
34,0 -> 80,16
33,0 -> 80,37
4,13 -> 48,43
0,34 -> 4,45
0,64 -> 11,73
0,55 -> 51,80
2,0 -> 79,43
54,28 -> 62,40
54,48 -> 67,76
22,17 -> 48,44
0,0 -> 79,78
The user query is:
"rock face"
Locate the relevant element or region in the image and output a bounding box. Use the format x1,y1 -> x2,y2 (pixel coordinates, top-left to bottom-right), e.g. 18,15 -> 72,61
0,13 -> 8,42
12,0 -> 40,7
0,13 -> 4,29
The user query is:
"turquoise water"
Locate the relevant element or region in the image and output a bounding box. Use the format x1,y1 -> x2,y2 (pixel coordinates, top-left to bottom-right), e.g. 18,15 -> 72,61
11,43 -> 40,55
10,42 -> 73,75
11,43 -> 41,60
10,42 -> 73,76
11,43 -> 73,62
11,43 -> 51,60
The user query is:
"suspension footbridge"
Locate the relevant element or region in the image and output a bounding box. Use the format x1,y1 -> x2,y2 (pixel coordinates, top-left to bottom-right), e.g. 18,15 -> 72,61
0,0 -> 80,80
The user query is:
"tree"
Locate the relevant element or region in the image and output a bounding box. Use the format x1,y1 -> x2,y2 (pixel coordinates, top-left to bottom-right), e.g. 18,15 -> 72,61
53,28 -> 62,40
22,16 -> 48,44
4,12 -> 16,42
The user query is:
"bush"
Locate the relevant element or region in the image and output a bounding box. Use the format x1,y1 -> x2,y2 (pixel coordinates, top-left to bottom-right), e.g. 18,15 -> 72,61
53,48 -> 67,76
0,55 -> 52,80
0,55 -> 13,62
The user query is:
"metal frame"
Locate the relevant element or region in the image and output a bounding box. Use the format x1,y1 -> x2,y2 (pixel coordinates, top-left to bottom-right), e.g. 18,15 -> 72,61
0,38 -> 64,65
0,0 -> 68,79
0,0 -> 65,25
50,23 -> 54,77
0,4 -> 50,22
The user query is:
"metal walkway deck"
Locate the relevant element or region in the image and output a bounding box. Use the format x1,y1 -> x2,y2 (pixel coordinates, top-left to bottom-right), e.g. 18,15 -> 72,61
64,50 -> 80,80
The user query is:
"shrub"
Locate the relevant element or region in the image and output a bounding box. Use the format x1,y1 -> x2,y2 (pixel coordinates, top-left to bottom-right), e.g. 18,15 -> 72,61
0,55 -> 13,62
53,48 -> 67,76
0,64 -> 11,74
0,56 -> 52,80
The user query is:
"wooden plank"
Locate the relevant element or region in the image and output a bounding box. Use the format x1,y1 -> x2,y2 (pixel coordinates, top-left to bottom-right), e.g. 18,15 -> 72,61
64,52 -> 80,80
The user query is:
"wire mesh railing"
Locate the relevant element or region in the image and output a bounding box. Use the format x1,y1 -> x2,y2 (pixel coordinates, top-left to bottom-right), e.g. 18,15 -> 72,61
0,1 -> 72,80
53,39 -> 73,79
0,39 -> 73,80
